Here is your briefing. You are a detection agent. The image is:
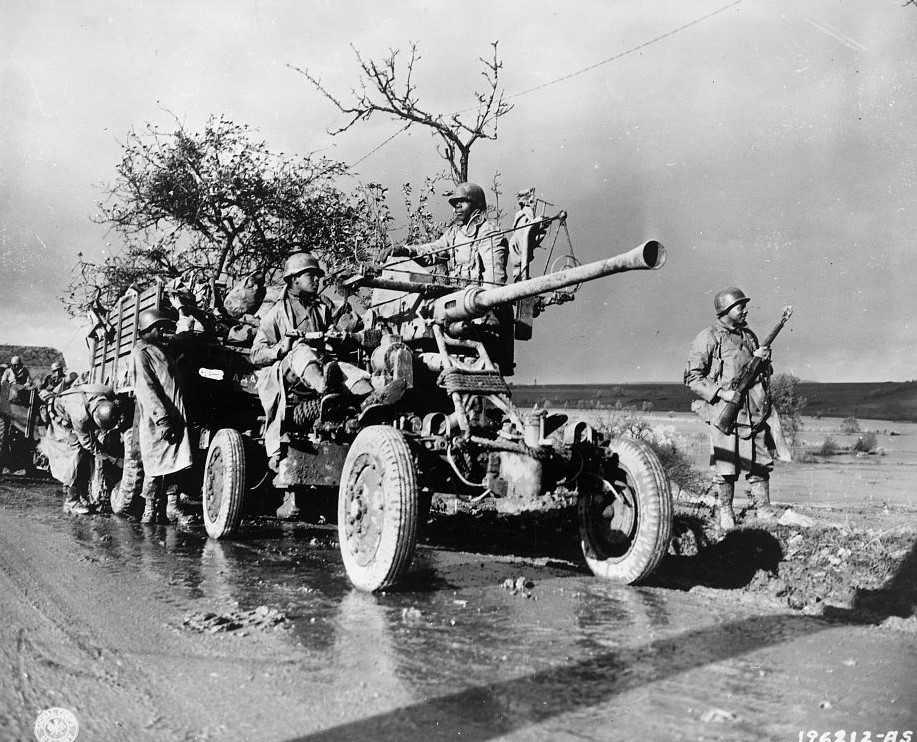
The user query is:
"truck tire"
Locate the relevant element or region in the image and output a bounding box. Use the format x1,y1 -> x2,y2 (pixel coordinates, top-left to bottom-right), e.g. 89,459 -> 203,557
577,437 -> 673,584
0,416 -> 9,473
202,428 -> 246,539
111,426 -> 144,515
338,425 -> 418,592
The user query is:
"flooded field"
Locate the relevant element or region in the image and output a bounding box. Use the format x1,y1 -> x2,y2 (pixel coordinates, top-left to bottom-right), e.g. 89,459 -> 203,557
1,474 -> 915,741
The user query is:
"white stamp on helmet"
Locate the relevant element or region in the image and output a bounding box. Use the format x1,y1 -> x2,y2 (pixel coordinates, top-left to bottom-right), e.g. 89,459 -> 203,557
34,707 -> 79,742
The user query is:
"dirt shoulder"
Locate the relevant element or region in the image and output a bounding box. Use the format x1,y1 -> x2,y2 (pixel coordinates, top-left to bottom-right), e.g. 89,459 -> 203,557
425,495 -> 917,630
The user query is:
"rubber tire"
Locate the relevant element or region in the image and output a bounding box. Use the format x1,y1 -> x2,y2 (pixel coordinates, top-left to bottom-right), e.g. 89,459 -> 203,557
338,425 -> 418,592
202,428 -> 246,539
111,425 -> 144,515
0,416 -> 9,473
577,437 -> 673,584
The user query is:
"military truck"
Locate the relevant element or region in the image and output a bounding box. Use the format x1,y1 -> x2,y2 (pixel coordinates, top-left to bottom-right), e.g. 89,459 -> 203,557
85,205 -> 673,593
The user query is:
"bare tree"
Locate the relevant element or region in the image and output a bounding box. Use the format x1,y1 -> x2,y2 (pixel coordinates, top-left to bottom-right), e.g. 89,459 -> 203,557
292,42 -> 513,183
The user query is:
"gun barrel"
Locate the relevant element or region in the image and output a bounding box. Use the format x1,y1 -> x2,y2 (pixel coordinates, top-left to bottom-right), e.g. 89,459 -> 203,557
433,240 -> 666,323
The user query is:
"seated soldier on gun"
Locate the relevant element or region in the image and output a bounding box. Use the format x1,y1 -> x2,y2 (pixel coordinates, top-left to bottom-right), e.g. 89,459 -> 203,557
251,251 -> 381,515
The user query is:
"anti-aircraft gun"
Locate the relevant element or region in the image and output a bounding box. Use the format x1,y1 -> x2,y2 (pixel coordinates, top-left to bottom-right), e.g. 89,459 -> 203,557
299,238 -> 674,591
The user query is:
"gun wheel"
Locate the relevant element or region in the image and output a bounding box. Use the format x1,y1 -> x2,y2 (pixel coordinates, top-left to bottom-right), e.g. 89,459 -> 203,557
202,428 -> 246,539
577,437 -> 673,584
111,423 -> 144,516
338,425 -> 418,592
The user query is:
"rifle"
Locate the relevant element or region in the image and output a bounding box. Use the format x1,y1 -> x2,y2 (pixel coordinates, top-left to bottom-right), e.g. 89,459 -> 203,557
714,306 -> 793,434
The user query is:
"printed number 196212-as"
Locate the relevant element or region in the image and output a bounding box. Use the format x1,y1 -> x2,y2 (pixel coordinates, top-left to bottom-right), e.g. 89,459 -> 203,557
799,733 -> 913,742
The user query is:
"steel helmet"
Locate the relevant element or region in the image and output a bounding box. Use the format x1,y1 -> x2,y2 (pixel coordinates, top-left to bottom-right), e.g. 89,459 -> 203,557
91,399 -> 120,431
50,361 -> 63,372
714,287 -> 750,316
138,308 -> 175,333
282,252 -> 325,281
448,182 -> 486,210
10,356 -> 22,367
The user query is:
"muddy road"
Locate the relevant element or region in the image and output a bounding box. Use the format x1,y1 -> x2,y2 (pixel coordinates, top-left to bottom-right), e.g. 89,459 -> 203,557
2,476 -> 915,742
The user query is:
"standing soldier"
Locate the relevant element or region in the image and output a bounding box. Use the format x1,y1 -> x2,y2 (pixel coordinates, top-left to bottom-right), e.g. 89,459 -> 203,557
131,308 -> 193,524
685,287 -> 777,532
386,182 -> 508,288
46,383 -> 120,514
383,182 -> 512,370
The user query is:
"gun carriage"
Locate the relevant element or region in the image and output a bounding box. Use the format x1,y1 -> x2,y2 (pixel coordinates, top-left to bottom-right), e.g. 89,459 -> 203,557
82,204 -> 674,593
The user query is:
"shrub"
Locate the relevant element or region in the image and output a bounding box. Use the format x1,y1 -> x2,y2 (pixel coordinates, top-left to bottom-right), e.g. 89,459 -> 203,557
840,417 -> 861,434
853,431 -> 878,453
597,406 -> 706,494
770,372 -> 807,445
816,436 -> 839,456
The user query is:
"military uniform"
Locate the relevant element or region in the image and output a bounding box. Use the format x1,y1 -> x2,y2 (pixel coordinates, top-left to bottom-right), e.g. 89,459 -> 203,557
685,318 -> 774,484
2,364 -> 32,404
413,212 -> 508,287
131,338 -> 193,478
46,384 -> 115,512
251,291 -> 370,460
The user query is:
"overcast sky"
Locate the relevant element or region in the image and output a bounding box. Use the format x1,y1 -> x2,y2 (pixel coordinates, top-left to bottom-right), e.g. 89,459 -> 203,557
2,0 -> 915,383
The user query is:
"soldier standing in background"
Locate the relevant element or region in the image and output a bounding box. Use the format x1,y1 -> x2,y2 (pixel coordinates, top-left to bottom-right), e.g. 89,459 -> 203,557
2,356 -> 33,403
131,308 -> 194,525
684,287 -> 777,532
39,361 -> 67,400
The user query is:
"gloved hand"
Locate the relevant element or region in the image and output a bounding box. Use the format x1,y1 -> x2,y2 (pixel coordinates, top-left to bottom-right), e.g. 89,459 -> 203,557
753,347 -> 771,361
160,421 -> 183,444
378,245 -> 413,262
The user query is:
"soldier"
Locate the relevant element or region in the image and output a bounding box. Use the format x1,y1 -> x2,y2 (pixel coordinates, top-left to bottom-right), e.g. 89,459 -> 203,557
39,361 -> 67,400
47,383 -> 120,515
685,287 -> 776,532
251,251 -> 377,519
384,182 -> 512,370
131,308 -> 194,525
386,182 -> 508,287
2,356 -> 33,403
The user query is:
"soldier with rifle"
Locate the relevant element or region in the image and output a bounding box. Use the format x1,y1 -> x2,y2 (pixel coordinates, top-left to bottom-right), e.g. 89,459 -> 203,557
685,287 -> 792,532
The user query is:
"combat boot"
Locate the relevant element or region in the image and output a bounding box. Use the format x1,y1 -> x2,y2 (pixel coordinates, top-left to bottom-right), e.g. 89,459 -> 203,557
166,491 -> 193,526
62,486 -> 90,516
716,481 -> 736,532
276,490 -> 300,520
140,477 -> 167,524
749,479 -> 777,519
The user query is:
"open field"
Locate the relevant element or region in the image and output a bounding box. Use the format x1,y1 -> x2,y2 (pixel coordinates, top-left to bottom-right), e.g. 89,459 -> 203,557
510,381 -> 917,423
543,407 -> 917,510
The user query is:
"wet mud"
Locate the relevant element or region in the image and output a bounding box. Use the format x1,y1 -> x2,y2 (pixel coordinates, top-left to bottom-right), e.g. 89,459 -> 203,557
1,475 -> 915,741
